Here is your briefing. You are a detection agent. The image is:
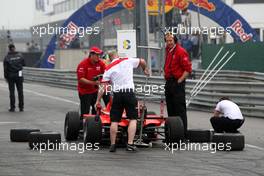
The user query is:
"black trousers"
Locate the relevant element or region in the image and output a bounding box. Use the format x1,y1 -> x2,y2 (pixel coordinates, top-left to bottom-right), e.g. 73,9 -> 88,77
210,116 -> 244,133
8,77 -> 24,110
165,78 -> 187,136
79,93 -> 97,117
79,92 -> 109,117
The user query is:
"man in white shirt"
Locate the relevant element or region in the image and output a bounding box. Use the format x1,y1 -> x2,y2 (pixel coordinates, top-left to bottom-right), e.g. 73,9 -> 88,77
211,97 -> 244,133
96,51 -> 149,152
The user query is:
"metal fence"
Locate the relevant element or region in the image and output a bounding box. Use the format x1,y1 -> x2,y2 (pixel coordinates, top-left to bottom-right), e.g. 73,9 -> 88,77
23,67 -> 264,118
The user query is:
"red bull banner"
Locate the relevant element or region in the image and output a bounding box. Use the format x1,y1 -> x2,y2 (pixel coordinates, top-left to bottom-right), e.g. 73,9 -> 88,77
185,0 -> 259,42
41,0 -> 259,68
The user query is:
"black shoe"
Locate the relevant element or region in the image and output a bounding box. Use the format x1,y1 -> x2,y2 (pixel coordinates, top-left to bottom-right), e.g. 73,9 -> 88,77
19,108 -> 24,112
109,144 -> 116,152
126,144 -> 138,152
9,108 -> 15,112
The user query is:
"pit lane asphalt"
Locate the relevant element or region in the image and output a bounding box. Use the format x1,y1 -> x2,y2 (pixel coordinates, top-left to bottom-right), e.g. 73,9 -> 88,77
0,81 -> 263,176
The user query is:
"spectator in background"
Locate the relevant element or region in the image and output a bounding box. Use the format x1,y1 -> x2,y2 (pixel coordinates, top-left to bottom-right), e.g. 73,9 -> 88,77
27,41 -> 40,52
151,55 -> 156,69
3,44 -> 25,112
181,35 -> 193,58
190,33 -> 199,59
181,8 -> 191,28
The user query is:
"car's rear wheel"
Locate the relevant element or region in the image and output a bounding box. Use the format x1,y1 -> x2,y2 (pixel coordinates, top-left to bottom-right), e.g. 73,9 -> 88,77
84,116 -> 102,145
165,116 -> 184,143
64,111 -> 80,141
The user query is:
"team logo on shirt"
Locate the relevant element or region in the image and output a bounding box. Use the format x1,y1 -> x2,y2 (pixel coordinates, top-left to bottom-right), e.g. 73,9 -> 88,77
123,40 -> 131,50
96,66 -> 101,71
78,67 -> 84,73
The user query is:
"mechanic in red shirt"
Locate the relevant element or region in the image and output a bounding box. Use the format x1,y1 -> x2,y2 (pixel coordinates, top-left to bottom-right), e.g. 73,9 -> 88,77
77,46 -> 106,117
164,33 -> 192,137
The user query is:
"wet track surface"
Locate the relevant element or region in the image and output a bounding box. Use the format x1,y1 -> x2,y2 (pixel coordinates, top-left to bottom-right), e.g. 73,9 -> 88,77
0,81 -> 264,176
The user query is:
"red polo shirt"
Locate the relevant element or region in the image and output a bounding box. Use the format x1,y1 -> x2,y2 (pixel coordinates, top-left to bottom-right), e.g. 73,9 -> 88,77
164,44 -> 192,80
77,58 -> 106,95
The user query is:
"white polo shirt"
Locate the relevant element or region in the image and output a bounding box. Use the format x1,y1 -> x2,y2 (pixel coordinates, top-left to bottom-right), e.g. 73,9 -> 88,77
102,58 -> 140,92
215,100 -> 243,120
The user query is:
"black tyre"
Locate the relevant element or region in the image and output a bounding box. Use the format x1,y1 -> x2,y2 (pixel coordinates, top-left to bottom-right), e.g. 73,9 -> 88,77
165,116 -> 184,143
28,131 -> 61,150
212,132 -> 245,151
187,129 -> 214,143
10,129 -> 40,142
84,116 -> 102,145
64,111 -> 80,141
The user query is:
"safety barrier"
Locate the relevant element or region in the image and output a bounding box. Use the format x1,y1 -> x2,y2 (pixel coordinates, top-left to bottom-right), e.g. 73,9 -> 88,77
23,67 -> 264,118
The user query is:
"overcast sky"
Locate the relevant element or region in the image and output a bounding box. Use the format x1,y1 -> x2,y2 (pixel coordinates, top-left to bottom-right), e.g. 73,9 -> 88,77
0,0 -> 34,29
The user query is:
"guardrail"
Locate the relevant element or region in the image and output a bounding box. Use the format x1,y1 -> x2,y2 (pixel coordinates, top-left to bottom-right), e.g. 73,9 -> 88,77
152,69 -> 264,82
23,67 -> 264,118
192,69 -> 264,82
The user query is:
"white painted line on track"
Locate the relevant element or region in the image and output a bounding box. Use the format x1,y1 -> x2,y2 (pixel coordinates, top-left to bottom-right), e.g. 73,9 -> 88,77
246,144 -> 264,151
24,89 -> 79,105
0,122 -> 19,125
0,83 -> 79,105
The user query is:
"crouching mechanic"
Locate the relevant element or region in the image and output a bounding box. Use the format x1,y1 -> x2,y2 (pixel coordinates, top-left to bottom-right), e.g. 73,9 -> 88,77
96,52 -> 149,152
210,97 -> 244,133
77,46 -> 106,117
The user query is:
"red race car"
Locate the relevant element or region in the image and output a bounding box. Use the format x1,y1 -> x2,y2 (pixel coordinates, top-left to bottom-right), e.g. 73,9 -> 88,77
64,96 -> 185,146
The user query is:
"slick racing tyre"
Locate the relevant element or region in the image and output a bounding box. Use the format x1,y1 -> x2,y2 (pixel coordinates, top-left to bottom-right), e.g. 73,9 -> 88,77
165,116 -> 184,143
84,116 -> 102,145
212,132 -> 245,151
187,129 -> 214,143
64,111 -> 80,141
28,131 -> 61,150
10,129 -> 40,142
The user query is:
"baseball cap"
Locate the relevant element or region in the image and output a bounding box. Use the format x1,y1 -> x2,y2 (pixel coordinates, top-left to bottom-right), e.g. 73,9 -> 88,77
90,46 -> 103,54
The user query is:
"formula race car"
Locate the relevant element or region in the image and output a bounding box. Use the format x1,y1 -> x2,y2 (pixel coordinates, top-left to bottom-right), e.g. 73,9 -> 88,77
64,96 -> 185,146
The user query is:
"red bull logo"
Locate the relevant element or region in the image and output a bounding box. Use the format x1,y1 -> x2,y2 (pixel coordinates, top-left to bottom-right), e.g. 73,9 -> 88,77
174,0 -> 215,11
96,0 -> 135,12
96,0 -> 215,13
147,0 -> 174,15
59,21 -> 79,48
230,20 -> 253,42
